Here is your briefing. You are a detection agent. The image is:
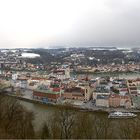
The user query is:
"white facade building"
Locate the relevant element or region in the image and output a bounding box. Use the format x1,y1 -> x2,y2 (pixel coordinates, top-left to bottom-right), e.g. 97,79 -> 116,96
51,67 -> 70,80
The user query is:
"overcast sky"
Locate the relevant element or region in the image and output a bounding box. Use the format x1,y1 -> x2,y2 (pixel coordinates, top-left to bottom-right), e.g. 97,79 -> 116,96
0,0 -> 140,48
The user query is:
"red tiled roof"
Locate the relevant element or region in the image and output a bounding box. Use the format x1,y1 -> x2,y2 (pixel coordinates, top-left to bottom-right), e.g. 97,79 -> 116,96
53,70 -> 65,73
130,87 -> 137,90
109,94 -> 120,98
120,88 -> 128,92
131,91 -> 138,94
136,78 -> 140,81
31,77 -> 47,80
120,96 -> 130,99
53,88 -> 60,92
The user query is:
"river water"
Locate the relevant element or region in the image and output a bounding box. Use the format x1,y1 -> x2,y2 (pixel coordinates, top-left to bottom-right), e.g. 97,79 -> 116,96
19,100 -> 56,131
76,72 -> 140,79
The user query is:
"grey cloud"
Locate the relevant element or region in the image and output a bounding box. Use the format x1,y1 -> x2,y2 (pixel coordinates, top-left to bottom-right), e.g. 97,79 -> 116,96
56,0 -> 140,47
1,0 -> 140,48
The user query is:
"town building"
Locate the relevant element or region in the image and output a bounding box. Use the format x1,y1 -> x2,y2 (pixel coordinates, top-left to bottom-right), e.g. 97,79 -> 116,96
33,83 -> 64,102
50,66 -> 70,80
96,94 -> 109,107
109,94 -> 121,107
109,94 -> 131,108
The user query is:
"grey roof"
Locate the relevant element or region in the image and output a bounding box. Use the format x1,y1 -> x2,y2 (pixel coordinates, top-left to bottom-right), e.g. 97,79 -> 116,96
97,94 -> 109,100
95,86 -> 110,93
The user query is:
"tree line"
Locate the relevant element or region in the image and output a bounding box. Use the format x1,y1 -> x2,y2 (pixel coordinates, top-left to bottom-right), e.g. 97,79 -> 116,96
0,95 -> 34,139
39,106 -> 140,139
0,95 -> 140,139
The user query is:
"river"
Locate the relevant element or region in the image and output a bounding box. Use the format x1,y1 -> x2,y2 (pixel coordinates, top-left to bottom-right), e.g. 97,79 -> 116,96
19,100 -> 56,131
76,72 -> 140,79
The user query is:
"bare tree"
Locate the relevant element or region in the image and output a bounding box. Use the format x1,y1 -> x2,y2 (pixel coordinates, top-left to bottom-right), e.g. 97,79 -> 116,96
49,105 -> 76,139
118,116 -> 140,139
0,96 -> 35,139
91,114 -> 113,139
74,113 -> 94,139
118,119 -> 135,139
41,122 -> 50,139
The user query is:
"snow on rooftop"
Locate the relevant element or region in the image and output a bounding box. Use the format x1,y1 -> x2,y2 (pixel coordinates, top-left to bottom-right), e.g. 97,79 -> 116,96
88,57 -> 94,60
1,50 -> 8,53
21,53 -> 40,58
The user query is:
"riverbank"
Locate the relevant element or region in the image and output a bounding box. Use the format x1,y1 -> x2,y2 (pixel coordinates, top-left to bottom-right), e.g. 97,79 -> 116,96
5,93 -> 140,113
73,71 -> 138,75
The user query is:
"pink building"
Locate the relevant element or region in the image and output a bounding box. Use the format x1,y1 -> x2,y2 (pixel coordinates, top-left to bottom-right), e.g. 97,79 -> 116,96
109,94 -> 120,107
109,94 -> 131,108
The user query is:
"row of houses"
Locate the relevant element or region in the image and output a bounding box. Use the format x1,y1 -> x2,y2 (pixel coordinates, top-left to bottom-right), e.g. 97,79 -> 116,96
95,93 -> 131,108
32,81 -> 93,103
93,77 -> 132,108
